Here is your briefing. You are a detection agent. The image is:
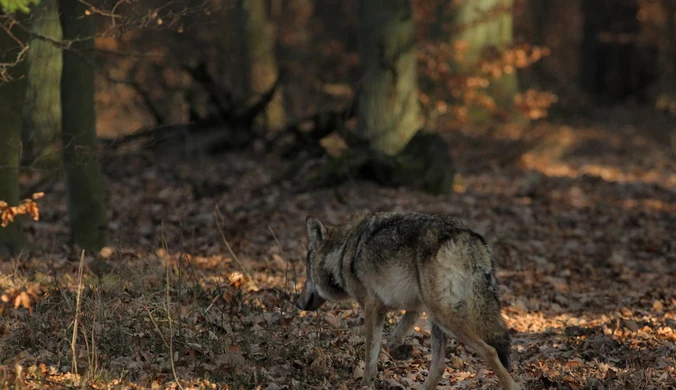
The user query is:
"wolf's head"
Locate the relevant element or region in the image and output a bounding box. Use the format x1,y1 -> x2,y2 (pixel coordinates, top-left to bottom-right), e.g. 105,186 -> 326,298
295,216 -> 330,311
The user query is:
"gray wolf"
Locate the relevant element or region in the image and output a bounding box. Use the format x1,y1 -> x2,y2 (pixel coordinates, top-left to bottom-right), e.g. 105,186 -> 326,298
295,211 -> 519,390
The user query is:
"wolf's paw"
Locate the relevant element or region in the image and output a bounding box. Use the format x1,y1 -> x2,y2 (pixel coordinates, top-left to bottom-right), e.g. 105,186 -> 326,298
388,344 -> 413,360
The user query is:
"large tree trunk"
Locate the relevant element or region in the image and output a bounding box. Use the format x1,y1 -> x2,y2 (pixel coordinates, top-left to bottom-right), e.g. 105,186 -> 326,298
0,12 -> 30,255
60,0 -> 109,251
447,0 -> 519,121
356,0 -> 422,156
580,0 -> 658,102
234,0 -> 286,131
22,0 -> 62,168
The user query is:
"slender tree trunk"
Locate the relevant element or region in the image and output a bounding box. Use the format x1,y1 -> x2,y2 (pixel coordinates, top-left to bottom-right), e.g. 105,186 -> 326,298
235,0 -> 286,131
60,0 -> 109,251
447,0 -> 519,120
22,0 -> 62,168
530,0 -> 550,80
281,0 -> 315,119
356,0 -> 422,156
0,12 -> 30,255
659,0 -> 676,90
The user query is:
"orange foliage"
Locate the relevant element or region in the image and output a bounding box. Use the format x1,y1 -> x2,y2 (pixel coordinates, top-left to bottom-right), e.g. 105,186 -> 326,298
412,1 -> 559,124
0,192 -> 43,228
418,39 -> 557,123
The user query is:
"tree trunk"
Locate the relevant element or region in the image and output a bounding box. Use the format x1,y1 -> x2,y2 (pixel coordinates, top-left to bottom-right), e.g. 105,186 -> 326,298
655,0 -> 676,109
447,0 -> 519,121
60,0 -> 109,251
0,12 -> 30,255
661,0 -> 676,83
235,0 -> 286,131
530,0 -> 551,80
356,0 -> 422,156
580,0 -> 657,102
22,0 -> 63,168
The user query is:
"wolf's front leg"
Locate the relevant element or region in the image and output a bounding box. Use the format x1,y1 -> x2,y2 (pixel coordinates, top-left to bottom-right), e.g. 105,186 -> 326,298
360,301 -> 387,388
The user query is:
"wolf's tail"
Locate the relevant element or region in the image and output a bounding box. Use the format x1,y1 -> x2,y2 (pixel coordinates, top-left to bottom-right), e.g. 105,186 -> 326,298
470,246 -> 512,370
473,268 -> 512,370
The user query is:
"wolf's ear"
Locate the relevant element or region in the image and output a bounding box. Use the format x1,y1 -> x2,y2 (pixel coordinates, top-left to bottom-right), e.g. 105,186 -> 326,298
306,216 -> 327,251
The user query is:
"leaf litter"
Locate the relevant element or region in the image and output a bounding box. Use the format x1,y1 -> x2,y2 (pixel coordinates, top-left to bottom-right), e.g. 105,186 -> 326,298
1,108 -> 675,389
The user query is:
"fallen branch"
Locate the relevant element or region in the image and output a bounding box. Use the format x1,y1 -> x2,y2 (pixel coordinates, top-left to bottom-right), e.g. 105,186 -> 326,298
99,65 -> 285,152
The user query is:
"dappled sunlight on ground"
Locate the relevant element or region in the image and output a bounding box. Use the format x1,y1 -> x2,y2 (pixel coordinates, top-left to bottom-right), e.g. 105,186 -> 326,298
1,110 -> 675,389
521,160 -> 676,187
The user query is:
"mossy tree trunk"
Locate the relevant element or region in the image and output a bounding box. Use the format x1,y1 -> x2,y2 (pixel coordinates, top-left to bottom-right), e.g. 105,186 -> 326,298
356,0 -> 422,156
330,0 -> 453,194
235,0 -> 286,131
0,12 -> 30,255
447,0 -> 519,121
59,0 -> 109,251
22,0 -> 62,168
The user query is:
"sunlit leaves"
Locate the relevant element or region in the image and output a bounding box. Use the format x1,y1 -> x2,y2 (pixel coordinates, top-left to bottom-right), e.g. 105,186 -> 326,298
0,0 -> 40,14
0,192 -> 43,227
514,90 -> 559,120
417,38 -> 555,124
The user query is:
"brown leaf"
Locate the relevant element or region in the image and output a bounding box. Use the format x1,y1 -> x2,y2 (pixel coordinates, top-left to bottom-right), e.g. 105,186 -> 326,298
622,319 -> 639,332
215,352 -> 245,368
353,364 -> 364,379
652,300 -> 664,311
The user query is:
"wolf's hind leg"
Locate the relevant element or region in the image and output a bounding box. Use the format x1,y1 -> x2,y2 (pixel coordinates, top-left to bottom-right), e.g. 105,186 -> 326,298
418,322 -> 447,390
450,327 -> 520,390
360,300 -> 387,388
387,310 -> 421,349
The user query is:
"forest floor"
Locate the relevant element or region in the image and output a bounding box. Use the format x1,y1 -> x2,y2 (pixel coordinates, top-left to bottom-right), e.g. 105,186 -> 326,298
1,105 -> 675,389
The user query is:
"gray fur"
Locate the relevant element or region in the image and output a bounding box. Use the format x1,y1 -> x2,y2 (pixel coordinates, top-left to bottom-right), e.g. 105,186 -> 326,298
296,211 -> 520,390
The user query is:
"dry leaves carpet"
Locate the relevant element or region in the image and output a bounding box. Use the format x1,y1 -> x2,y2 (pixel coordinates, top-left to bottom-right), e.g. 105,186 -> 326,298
1,107 -> 675,389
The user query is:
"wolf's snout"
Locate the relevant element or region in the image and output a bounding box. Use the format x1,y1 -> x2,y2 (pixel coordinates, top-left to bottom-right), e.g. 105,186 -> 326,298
295,281 -> 326,311
295,290 -> 309,310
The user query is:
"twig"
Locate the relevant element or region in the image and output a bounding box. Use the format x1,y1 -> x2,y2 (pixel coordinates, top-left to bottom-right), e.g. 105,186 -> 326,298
165,254 -> 183,390
0,19 -> 25,48
142,301 -> 169,348
129,78 -> 166,126
214,205 -> 252,279
71,250 -> 85,377
268,226 -> 295,312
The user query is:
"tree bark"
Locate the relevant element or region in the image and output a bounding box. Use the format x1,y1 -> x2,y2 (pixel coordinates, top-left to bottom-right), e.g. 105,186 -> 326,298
356,0 -> 422,156
60,0 -> 109,251
0,12 -> 30,255
447,0 -> 519,120
656,0 -> 676,103
235,0 -> 286,131
22,0 -> 62,167
580,0 -> 657,102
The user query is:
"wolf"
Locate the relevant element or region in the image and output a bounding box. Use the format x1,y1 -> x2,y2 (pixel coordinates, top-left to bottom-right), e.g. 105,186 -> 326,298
295,211 -> 520,390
